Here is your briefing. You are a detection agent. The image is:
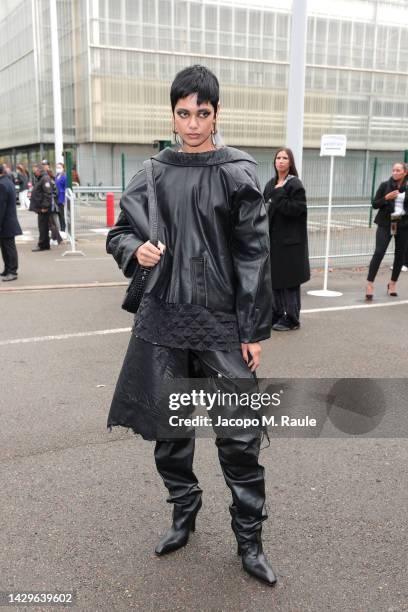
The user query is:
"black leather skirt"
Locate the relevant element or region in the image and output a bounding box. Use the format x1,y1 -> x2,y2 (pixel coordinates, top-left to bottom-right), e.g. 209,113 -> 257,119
107,335 -> 258,441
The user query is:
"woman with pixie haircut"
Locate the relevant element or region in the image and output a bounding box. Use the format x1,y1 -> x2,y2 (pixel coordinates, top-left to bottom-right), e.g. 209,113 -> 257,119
106,65 -> 276,586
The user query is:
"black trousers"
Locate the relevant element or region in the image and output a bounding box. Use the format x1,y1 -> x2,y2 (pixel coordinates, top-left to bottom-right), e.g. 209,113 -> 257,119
108,336 -> 268,542
272,286 -> 301,325
58,205 -> 66,232
49,213 -> 62,243
150,344 -> 267,544
0,237 -> 18,275
37,212 -> 50,250
367,224 -> 408,282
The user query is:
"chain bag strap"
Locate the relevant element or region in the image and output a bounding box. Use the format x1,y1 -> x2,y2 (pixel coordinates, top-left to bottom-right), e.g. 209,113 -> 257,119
122,159 -> 159,313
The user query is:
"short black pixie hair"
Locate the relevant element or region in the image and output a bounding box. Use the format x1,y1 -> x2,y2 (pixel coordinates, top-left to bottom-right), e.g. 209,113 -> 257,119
170,65 -> 219,116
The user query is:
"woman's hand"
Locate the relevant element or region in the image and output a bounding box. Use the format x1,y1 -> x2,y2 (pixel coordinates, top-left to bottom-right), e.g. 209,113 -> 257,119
135,240 -> 166,267
241,342 -> 261,372
385,190 -> 399,201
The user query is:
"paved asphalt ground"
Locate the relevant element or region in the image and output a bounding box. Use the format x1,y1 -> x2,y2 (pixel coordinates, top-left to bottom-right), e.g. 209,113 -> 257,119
1,212 -> 407,612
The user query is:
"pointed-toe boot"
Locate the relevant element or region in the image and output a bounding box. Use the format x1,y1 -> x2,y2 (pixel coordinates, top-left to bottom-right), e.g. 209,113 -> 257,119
155,497 -> 202,556
238,534 -> 277,586
154,438 -> 203,556
216,435 -> 277,585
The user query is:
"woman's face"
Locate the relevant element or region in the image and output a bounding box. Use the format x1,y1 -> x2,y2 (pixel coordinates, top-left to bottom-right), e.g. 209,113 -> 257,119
275,150 -> 290,174
173,94 -> 216,153
392,164 -> 406,182
56,164 -> 63,174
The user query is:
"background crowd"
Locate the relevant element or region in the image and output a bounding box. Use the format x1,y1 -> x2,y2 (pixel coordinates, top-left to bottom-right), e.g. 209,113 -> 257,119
0,159 -> 67,281
0,152 -> 407,328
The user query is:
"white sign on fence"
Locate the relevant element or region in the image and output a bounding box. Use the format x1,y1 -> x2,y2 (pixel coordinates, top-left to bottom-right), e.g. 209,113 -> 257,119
320,134 -> 347,157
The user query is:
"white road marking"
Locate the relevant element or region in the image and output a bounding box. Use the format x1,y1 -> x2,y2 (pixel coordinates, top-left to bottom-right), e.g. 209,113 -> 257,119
90,228 -> 109,234
0,299 -> 407,347
54,257 -> 110,262
308,219 -> 371,230
327,221 -> 348,228
302,300 -> 408,314
15,228 -> 109,243
0,328 -> 131,347
349,218 -> 370,226
16,231 -> 35,242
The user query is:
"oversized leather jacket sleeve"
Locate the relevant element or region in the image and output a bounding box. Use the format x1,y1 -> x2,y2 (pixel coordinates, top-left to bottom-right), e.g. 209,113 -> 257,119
106,171 -> 148,278
229,171 -> 272,343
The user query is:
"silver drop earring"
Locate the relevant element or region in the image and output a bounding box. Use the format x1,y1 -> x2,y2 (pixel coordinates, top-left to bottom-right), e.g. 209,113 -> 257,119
174,131 -> 183,147
213,130 -> 224,148
211,131 -> 217,148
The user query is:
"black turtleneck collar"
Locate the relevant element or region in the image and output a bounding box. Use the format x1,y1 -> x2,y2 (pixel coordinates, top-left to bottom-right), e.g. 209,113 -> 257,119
152,146 -> 257,167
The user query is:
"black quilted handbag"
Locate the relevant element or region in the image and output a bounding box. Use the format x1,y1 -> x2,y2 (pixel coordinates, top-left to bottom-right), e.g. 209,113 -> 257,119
122,159 -> 159,313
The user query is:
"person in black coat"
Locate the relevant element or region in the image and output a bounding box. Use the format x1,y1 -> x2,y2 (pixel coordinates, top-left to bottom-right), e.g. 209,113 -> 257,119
0,164 -> 22,281
263,148 -> 310,331
29,164 -> 53,251
366,162 -> 408,300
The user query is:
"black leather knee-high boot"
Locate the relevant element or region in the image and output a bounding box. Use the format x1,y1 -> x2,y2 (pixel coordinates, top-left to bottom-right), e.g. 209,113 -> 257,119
216,435 -> 277,586
154,438 -> 202,555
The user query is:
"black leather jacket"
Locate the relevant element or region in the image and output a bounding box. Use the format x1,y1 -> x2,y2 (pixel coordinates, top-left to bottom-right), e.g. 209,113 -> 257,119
372,177 -> 408,228
29,172 -> 52,212
107,146 -> 272,343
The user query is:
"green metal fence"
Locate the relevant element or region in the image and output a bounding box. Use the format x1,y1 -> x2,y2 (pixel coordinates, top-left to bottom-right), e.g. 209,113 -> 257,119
66,149 -> 405,268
